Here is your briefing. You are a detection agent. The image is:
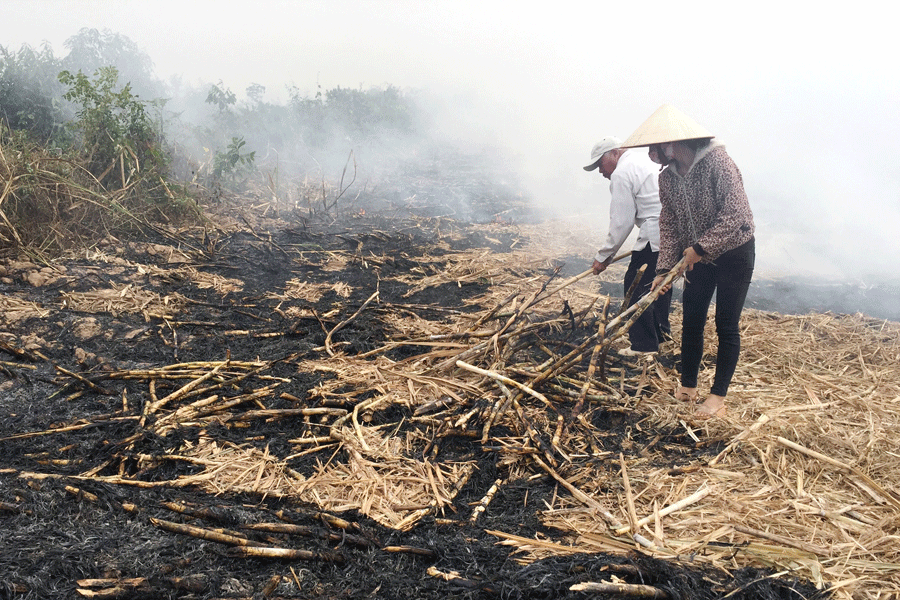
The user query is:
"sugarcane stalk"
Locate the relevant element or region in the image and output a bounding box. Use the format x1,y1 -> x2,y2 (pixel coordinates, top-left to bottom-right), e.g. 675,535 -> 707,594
569,581 -> 669,598
0,416 -> 139,442
619,453 -> 640,536
733,523 -> 830,556
455,360 -> 551,407
225,545 -> 345,562
229,407 -> 347,421
242,522 -> 375,547
382,545 -> 437,558
470,478 -> 504,523
532,456 -> 625,530
150,517 -> 263,546
325,289 -> 379,356
54,364 -> 116,396
618,263 -> 647,316
145,364 -> 223,415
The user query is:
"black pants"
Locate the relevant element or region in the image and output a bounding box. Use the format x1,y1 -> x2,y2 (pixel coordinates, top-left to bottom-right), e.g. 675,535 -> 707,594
680,238 -> 755,396
624,244 -> 672,352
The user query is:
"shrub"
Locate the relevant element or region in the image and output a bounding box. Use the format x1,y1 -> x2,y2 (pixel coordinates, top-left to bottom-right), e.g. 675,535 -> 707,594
58,66 -> 166,186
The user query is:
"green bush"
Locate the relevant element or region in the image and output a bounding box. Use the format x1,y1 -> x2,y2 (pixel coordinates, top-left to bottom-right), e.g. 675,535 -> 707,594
58,66 -> 165,185
212,136 -> 255,189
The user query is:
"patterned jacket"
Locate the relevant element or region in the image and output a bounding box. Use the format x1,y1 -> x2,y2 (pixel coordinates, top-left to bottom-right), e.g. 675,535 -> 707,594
656,141 -> 755,274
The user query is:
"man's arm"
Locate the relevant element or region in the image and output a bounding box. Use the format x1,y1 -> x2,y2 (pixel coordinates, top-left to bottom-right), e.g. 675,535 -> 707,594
594,173 -> 638,267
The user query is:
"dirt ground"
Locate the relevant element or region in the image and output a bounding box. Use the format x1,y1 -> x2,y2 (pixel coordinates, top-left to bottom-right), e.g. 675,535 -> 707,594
0,187 -> 830,600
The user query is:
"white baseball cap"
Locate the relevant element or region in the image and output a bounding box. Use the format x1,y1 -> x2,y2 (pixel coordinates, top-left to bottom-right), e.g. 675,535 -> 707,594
583,136 -> 622,171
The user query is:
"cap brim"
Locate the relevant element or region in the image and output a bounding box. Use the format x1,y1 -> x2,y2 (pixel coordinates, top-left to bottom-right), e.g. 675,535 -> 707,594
583,160 -> 601,171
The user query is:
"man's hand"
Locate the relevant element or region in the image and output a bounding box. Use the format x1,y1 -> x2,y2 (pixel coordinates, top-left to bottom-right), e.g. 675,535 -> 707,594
592,257 -> 613,275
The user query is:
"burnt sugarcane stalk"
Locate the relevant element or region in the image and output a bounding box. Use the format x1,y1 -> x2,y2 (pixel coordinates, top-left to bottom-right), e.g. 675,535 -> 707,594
76,575 -> 208,598
0,416 -> 139,442
619,264 -> 647,315
433,320 -> 560,372
572,318 -> 608,418
241,522 -> 375,548
149,517 -> 264,547
382,545 -> 437,558
225,545 -> 345,562
229,407 -> 347,421
597,258 -> 686,381
469,478 -> 504,522
54,364 -> 117,396
480,381 -> 513,443
144,364 -> 223,416
324,288 -> 379,356
465,290 -> 520,332
603,257 -> 685,346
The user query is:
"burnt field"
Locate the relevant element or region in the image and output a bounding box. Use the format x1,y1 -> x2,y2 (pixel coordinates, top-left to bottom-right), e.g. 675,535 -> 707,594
1,185 -> 898,599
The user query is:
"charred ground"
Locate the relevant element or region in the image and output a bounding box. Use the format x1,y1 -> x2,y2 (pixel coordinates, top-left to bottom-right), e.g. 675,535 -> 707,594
0,203 -> 827,600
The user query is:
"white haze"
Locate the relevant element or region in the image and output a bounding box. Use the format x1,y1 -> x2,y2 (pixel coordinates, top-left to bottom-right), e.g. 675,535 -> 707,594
3,0 -> 899,284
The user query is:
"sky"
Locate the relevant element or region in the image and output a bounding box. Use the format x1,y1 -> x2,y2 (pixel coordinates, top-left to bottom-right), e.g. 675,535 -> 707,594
2,0 -> 899,283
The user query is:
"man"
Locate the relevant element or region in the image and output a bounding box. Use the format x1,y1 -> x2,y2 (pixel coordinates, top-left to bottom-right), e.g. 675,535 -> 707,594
584,136 -> 672,356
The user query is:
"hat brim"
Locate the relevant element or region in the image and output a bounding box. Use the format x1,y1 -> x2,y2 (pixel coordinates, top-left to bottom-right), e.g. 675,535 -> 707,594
583,160 -> 602,171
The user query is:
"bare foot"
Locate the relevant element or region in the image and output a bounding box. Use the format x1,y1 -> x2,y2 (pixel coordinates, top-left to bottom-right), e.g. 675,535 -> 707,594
675,385 -> 698,402
694,394 -> 726,419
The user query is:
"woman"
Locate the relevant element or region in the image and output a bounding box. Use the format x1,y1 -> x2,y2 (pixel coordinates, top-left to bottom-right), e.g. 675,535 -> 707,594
620,105 -> 755,418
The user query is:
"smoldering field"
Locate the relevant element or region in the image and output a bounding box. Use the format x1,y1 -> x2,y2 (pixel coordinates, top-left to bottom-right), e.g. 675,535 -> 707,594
2,25 -> 897,322
2,28 -> 900,600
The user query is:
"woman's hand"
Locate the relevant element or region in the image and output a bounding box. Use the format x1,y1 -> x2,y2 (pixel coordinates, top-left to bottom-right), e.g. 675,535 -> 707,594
651,274 -> 670,294
682,246 -> 703,271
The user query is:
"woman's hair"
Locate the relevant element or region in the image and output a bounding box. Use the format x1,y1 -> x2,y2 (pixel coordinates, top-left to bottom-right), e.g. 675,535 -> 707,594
679,137 -> 712,152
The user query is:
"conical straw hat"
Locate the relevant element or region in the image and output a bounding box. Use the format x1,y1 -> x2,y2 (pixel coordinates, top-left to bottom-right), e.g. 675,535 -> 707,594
620,104 -> 714,148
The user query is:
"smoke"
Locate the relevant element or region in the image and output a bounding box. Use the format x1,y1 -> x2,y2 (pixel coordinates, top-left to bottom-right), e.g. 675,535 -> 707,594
2,0 -> 899,315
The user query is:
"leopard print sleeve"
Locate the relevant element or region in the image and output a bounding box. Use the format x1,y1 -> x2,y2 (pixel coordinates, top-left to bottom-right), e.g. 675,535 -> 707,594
694,148 -> 755,260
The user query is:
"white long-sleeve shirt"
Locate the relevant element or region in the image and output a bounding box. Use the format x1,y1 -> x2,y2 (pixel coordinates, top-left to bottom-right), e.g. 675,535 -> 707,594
595,149 -> 661,264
